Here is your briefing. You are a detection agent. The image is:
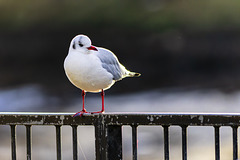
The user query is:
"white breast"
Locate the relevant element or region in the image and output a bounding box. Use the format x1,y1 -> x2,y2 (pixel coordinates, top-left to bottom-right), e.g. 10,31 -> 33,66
64,51 -> 115,92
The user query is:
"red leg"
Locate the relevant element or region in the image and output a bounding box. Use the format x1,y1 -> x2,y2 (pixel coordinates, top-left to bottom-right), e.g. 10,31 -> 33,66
101,89 -> 105,112
73,89 -> 105,117
81,90 -> 86,112
89,89 -> 105,114
73,90 -> 87,117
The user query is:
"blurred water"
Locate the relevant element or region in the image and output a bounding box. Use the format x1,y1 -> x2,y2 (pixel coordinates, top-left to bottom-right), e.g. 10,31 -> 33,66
68,88 -> 240,113
1,85 -> 240,113
0,85 -> 239,159
0,85 -> 61,112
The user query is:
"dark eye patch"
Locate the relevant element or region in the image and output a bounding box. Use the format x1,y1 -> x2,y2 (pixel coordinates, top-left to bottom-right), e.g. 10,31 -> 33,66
73,43 -> 76,49
79,43 -> 84,47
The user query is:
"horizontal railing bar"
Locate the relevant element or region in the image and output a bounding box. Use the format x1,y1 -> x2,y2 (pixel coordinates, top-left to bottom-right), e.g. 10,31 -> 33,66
1,112 -> 240,116
0,112 -> 240,126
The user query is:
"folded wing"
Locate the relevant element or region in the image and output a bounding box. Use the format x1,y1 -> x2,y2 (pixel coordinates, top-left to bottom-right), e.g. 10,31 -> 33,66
95,47 -> 126,81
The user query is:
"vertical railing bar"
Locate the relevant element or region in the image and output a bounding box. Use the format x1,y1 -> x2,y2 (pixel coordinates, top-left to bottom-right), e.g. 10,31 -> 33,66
132,125 -> 138,160
94,124 -> 101,160
181,125 -> 187,160
214,126 -> 220,160
107,125 -> 123,160
232,126 -> 238,160
95,115 -> 107,160
10,125 -> 17,160
26,125 -> 32,160
72,125 -> 78,160
55,125 -> 62,160
163,125 -> 170,160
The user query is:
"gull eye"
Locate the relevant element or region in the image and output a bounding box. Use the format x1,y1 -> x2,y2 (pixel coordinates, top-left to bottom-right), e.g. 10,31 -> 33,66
79,43 -> 84,47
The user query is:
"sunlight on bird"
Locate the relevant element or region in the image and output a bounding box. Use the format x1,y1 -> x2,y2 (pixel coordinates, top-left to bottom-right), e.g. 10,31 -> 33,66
64,34 -> 140,117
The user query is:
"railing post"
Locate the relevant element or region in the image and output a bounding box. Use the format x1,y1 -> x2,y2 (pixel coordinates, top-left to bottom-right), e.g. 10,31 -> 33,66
107,125 -> 122,160
95,115 -> 123,160
95,115 -> 108,160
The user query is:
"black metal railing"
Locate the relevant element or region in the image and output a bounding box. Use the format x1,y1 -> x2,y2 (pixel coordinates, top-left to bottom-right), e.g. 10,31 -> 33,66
0,112 -> 240,160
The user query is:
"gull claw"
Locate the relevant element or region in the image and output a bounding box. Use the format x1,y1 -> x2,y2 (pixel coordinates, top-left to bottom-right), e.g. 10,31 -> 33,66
73,111 -> 87,117
73,110 -> 104,117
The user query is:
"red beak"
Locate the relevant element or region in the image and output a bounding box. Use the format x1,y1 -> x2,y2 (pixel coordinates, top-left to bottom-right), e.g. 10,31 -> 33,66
88,46 -> 98,51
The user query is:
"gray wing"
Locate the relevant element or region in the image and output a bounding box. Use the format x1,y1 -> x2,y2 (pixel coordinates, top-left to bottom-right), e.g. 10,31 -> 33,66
95,47 -> 125,81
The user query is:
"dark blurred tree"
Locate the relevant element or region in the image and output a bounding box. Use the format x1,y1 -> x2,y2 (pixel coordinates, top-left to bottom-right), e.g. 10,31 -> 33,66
1,0 -> 240,94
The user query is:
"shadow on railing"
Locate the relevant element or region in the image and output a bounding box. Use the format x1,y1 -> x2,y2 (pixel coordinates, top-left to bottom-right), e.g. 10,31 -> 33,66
0,112 -> 239,160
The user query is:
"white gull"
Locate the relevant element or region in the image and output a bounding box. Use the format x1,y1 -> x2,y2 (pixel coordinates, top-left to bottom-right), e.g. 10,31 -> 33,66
64,34 -> 140,116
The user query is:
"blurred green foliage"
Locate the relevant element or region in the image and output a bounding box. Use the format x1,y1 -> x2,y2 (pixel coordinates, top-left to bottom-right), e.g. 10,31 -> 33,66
1,0 -> 240,32
1,0 -> 240,92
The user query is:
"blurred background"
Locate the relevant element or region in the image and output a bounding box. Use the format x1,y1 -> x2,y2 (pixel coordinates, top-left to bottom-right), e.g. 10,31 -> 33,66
1,0 -> 240,159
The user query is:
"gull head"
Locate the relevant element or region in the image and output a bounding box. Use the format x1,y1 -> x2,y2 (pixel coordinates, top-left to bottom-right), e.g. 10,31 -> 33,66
69,34 -> 98,53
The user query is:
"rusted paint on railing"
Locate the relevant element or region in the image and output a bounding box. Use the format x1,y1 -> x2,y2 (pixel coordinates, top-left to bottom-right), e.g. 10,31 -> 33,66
2,112 -> 240,160
0,112 -> 240,126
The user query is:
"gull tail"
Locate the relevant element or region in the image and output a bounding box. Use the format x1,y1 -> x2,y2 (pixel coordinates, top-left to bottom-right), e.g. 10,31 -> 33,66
128,71 -> 141,77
